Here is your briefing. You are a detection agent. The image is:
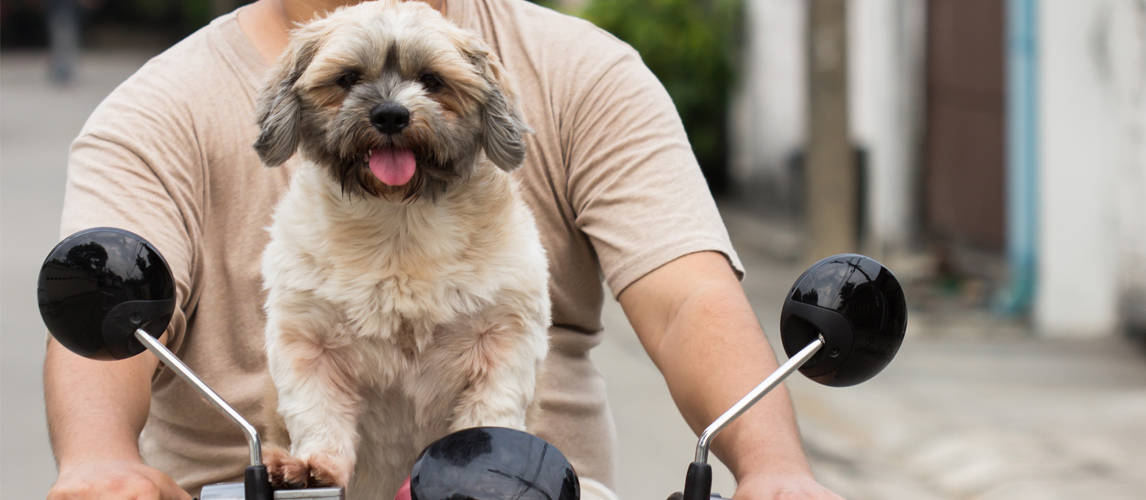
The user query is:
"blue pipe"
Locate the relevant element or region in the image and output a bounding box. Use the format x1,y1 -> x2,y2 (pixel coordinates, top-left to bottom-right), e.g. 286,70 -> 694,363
996,0 -> 1039,315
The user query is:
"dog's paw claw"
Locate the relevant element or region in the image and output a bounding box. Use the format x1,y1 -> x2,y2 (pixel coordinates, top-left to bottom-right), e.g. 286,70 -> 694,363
264,446 -> 352,489
307,453 -> 352,488
266,446 -> 311,488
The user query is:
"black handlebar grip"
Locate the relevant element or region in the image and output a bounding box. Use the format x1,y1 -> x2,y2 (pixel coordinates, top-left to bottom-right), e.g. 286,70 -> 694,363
670,486 -> 726,500
680,462 -> 712,500
245,465 -> 272,500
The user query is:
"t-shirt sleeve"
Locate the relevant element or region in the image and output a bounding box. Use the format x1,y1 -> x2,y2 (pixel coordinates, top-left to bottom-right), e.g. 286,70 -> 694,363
564,49 -> 744,297
59,77 -> 204,361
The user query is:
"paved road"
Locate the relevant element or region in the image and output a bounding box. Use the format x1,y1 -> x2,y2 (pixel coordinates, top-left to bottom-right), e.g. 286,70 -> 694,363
3,50 -> 1145,500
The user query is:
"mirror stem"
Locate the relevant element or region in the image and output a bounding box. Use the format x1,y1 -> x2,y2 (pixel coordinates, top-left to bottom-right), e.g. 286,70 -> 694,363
694,336 -> 825,464
133,329 -> 264,467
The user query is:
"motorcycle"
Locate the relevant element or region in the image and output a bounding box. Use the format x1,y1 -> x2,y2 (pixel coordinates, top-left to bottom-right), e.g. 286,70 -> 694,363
37,228 -> 906,500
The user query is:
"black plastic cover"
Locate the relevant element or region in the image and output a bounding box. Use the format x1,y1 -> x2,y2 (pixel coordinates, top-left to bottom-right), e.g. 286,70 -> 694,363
37,228 -> 176,360
246,465 -> 273,500
780,254 -> 906,387
680,462 -> 712,500
410,427 -> 579,500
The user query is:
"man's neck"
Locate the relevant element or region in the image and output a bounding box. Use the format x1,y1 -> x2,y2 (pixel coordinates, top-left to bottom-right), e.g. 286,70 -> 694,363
238,0 -> 447,64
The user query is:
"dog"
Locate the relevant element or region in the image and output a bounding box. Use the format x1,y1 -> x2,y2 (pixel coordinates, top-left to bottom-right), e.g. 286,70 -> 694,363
252,2 -> 550,498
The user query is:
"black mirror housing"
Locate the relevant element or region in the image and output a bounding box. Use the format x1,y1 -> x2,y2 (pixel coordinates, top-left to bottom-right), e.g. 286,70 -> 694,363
780,254 -> 907,387
38,227 -> 176,360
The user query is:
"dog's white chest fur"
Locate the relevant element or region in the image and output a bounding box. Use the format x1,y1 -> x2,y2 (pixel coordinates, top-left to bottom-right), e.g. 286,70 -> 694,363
261,162 -> 550,497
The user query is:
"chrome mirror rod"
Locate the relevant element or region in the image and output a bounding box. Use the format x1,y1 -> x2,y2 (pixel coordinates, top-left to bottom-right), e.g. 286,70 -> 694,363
693,335 -> 825,465
133,329 -> 263,467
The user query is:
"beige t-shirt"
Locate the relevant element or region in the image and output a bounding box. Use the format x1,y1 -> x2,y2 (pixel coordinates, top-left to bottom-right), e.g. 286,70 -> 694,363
60,0 -> 743,494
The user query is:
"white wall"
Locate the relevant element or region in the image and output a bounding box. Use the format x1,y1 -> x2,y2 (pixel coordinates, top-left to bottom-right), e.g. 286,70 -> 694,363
731,0 -> 1144,335
1106,1 -> 1146,328
729,0 -> 806,191
730,0 -> 926,256
1034,0 -> 1125,337
848,0 -> 927,256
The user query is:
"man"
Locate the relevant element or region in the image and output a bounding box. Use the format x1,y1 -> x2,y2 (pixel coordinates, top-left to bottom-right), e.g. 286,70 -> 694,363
44,1 -> 843,499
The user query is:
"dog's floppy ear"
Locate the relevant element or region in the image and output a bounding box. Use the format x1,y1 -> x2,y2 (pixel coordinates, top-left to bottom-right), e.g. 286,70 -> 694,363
253,29 -> 322,167
466,43 -> 529,172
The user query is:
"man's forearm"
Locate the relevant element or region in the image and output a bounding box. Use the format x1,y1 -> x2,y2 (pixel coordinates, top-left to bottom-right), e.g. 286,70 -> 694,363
45,338 -> 193,500
652,280 -> 811,477
44,337 -> 158,466
619,252 -> 813,480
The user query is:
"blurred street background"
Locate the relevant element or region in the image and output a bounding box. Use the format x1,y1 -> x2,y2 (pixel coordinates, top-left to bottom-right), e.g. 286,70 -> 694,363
3,0 -> 1146,499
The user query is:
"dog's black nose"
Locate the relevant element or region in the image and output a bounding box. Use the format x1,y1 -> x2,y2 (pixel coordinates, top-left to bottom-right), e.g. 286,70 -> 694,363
370,103 -> 410,134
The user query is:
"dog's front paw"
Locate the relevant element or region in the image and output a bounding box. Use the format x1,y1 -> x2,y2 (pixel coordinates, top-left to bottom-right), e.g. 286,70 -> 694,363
265,446 -> 353,488
266,446 -> 312,488
304,453 -> 353,488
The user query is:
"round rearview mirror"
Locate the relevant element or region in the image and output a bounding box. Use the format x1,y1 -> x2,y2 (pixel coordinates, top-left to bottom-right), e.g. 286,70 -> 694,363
411,427 -> 579,500
37,228 -> 176,360
780,254 -> 906,387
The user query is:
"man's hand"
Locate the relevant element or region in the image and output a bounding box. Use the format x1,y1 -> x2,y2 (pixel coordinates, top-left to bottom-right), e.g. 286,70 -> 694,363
48,459 -> 190,500
733,473 -> 844,500
619,251 -> 840,500
44,337 -> 186,499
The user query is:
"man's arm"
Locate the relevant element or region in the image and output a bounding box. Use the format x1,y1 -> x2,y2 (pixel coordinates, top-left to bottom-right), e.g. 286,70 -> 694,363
618,251 -> 842,500
44,337 -> 190,500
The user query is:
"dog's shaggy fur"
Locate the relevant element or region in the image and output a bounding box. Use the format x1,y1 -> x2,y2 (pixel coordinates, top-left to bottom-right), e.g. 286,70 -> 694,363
253,2 -> 550,498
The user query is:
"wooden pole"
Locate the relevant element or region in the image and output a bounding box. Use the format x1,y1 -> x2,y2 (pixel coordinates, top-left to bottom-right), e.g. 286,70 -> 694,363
806,0 -> 857,261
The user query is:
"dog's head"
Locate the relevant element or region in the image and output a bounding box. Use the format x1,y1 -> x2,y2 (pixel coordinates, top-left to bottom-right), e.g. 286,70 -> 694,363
254,0 -> 528,200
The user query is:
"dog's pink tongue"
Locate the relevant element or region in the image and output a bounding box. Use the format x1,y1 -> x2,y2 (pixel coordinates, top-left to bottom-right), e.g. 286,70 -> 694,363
369,148 -> 416,186
393,476 -> 411,500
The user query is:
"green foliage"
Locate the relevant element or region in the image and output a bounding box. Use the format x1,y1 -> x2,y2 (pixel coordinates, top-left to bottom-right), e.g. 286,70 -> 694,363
573,0 -> 743,193
180,0 -> 216,32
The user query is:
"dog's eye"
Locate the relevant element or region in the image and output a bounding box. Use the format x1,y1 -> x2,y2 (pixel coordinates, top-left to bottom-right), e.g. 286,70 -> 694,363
419,73 -> 444,93
337,72 -> 361,89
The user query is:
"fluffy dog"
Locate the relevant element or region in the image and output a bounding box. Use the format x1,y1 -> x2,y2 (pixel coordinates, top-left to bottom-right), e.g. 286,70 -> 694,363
253,2 -> 550,498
